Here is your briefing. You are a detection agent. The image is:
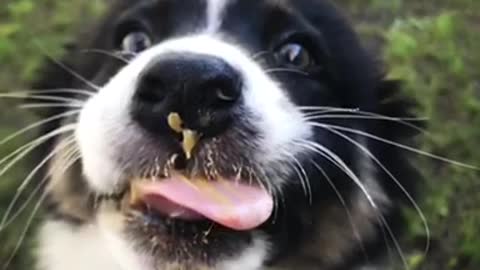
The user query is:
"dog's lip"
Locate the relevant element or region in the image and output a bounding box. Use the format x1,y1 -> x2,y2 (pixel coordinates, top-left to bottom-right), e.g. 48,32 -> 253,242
126,175 -> 274,231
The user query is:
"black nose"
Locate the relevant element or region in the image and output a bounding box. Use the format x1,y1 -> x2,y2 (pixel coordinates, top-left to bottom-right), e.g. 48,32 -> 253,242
131,53 -> 242,137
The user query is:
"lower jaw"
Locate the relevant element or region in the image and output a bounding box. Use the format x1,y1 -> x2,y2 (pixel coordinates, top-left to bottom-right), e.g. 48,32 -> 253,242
124,207 -> 254,241
123,210 -> 255,265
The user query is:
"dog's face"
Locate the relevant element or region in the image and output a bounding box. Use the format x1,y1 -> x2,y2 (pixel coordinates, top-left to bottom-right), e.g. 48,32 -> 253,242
37,0 -> 419,269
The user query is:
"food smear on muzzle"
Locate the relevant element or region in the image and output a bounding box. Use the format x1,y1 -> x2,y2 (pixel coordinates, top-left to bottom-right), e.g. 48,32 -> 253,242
167,112 -> 200,160
181,130 -> 199,160
128,176 -> 274,231
167,112 -> 183,133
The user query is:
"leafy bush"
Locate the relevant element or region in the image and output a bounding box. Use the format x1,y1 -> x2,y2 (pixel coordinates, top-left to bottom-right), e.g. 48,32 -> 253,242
344,1 -> 480,268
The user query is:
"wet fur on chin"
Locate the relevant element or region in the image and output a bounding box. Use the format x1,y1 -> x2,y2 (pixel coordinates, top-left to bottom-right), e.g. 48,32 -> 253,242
32,0 -> 421,269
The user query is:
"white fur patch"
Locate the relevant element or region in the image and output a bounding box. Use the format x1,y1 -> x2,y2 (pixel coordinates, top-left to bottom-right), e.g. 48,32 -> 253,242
357,137 -> 391,207
37,218 -> 270,270
219,234 -> 270,270
205,0 -> 231,33
36,221 -> 147,270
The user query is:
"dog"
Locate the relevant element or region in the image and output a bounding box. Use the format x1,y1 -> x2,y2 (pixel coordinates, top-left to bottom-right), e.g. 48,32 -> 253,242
31,0 -> 421,269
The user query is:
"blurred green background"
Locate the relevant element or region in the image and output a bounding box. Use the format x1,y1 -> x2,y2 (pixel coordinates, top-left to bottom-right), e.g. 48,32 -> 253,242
0,0 -> 479,269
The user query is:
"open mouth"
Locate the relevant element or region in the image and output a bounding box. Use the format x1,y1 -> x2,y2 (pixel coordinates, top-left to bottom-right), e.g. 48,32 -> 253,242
118,174 -> 274,231
93,107 -> 274,233
110,113 -> 274,231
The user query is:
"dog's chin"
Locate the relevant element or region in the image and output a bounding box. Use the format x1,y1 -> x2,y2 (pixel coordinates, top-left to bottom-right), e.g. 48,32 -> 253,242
96,182 -> 262,268
91,146 -> 276,268
123,211 -> 254,265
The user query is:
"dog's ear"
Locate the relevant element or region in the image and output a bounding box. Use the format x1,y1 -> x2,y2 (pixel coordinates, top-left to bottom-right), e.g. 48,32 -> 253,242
376,78 -> 424,140
372,77 -> 424,208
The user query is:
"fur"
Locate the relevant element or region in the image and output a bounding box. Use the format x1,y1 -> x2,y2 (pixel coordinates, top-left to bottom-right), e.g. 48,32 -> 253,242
31,0 -> 421,269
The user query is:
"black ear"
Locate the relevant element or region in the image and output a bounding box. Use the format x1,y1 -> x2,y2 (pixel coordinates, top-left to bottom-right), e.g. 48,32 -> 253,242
376,79 -> 425,140
371,78 -> 424,207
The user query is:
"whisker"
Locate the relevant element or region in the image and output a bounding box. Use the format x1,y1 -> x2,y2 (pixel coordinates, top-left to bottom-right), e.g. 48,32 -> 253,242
310,160 -> 371,264
0,124 -> 76,178
252,167 -> 281,225
252,164 -> 282,226
295,140 -> 409,269
33,40 -> 100,91
80,49 -> 130,64
304,114 -> 427,134
300,106 -> 427,131
311,123 -> 431,255
304,113 -> 426,121
119,51 -> 138,59
2,190 -> 48,270
0,93 -> 84,104
299,106 -> 361,113
265,68 -> 309,76
0,136 -> 78,229
303,109 -> 428,121
285,153 -> 312,204
313,123 -> 479,170
5,88 -> 94,97
251,50 -> 271,60
19,103 -> 84,110
301,106 -> 426,121
293,139 -> 378,209
377,211 -> 410,269
1,153 -> 81,270
0,110 -> 80,146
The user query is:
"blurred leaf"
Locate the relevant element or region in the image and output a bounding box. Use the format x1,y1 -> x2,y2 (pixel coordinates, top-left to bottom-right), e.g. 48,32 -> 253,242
0,23 -> 21,37
7,0 -> 34,17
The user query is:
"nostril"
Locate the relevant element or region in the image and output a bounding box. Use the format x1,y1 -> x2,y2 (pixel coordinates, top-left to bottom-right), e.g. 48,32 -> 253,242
136,74 -> 167,104
216,87 -> 238,102
206,76 -> 242,108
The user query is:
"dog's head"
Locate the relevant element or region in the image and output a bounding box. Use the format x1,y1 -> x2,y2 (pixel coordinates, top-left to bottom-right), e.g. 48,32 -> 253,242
35,0 -> 420,269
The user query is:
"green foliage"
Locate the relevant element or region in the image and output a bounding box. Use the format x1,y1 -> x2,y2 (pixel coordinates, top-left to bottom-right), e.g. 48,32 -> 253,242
384,12 -> 480,267
344,0 -> 480,268
0,1 -> 106,268
0,0 -> 105,86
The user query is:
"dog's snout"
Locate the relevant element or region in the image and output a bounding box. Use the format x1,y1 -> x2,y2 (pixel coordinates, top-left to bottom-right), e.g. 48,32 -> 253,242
131,53 -> 242,137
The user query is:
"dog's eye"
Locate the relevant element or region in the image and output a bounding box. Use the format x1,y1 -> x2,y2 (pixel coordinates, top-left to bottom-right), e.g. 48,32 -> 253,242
121,32 -> 152,53
276,43 -> 313,69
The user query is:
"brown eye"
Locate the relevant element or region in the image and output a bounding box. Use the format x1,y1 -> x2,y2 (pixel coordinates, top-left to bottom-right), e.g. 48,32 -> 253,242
121,32 -> 152,53
276,43 -> 314,69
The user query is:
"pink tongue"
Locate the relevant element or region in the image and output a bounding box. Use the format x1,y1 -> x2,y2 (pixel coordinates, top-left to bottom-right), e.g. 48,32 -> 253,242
136,177 -> 274,231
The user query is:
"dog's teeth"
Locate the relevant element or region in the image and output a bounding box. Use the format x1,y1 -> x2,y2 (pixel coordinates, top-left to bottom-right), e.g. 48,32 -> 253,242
182,129 -> 199,160
167,112 -> 184,133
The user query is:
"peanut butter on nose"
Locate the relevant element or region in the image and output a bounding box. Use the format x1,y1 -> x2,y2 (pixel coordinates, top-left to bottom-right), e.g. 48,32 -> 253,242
167,112 -> 200,160
182,129 -> 199,160
167,112 -> 183,133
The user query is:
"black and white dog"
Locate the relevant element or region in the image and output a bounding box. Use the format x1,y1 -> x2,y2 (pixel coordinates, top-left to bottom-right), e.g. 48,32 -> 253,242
32,0 -> 421,269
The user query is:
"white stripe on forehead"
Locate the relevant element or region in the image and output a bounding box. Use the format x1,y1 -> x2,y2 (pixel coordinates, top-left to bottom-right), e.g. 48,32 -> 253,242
205,0 -> 231,33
